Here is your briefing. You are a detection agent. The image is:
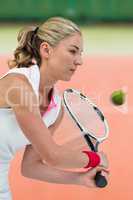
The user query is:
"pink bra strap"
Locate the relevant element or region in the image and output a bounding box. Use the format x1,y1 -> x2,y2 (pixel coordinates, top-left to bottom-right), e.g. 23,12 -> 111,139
41,95 -> 57,117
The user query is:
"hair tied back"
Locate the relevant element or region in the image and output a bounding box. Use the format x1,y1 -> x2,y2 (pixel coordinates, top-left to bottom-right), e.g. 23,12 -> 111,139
34,27 -> 39,34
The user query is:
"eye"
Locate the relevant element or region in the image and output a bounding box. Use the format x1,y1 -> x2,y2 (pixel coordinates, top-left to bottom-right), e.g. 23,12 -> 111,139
69,49 -> 77,54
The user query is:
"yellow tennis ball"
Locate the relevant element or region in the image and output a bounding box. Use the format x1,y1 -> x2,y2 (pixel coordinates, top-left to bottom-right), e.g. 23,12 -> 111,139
111,90 -> 125,105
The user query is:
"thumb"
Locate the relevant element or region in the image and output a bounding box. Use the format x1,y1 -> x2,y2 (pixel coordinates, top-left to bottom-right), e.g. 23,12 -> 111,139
88,166 -> 108,176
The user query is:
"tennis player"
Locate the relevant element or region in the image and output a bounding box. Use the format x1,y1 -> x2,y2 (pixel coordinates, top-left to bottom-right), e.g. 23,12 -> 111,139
0,17 -> 109,199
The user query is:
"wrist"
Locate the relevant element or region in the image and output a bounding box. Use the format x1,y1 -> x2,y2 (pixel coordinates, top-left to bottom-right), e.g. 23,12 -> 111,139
82,151 -> 101,168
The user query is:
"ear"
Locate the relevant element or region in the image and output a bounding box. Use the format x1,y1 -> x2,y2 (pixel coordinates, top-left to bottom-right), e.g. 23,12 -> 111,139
40,42 -> 52,59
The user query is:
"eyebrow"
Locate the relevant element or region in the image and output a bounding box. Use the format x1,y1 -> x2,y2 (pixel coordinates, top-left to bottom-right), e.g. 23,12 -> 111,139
70,45 -> 83,52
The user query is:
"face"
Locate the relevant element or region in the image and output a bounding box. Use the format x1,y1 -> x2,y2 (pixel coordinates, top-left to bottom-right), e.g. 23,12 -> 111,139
47,33 -> 83,81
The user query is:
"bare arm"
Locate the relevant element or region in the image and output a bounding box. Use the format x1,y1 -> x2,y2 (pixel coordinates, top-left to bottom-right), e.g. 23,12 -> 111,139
21,145 -> 80,185
8,75 -> 88,169
21,110 -> 80,185
21,145 -> 109,188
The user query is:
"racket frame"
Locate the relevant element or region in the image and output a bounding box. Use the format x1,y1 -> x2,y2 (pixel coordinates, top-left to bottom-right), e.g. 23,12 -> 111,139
63,88 -> 109,152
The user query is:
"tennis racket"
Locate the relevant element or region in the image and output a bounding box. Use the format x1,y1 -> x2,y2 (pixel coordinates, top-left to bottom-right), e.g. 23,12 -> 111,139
63,88 -> 109,188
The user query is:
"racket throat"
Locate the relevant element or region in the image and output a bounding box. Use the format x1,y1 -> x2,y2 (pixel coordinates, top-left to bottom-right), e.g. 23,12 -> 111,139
84,134 -> 99,152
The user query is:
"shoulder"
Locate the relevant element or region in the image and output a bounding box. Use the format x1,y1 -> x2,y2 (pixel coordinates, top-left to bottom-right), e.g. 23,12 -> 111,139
5,73 -> 38,108
6,73 -> 35,92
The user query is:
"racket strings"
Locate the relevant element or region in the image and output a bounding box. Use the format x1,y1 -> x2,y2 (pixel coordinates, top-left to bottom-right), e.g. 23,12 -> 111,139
65,93 -> 106,138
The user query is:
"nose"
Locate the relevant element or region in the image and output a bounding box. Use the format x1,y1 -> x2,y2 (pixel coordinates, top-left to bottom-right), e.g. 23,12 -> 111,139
74,55 -> 83,66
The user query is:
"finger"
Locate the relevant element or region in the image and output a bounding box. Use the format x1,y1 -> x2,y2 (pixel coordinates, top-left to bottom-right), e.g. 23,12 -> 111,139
101,170 -> 110,179
100,168 -> 110,173
93,167 -> 110,178
87,166 -> 106,175
94,166 -> 108,172
86,180 -> 97,188
98,163 -> 109,169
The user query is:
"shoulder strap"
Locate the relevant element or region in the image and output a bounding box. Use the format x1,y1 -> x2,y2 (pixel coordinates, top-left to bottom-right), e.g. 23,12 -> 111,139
0,65 -> 40,99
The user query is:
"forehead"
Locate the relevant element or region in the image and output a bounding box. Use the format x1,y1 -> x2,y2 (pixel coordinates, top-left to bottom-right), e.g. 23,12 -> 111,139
58,33 -> 83,49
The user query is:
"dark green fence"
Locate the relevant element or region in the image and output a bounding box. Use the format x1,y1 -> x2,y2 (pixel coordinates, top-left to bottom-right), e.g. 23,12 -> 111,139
0,0 -> 133,21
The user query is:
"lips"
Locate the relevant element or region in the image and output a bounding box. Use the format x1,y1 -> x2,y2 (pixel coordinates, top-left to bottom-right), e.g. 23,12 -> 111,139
70,69 -> 76,72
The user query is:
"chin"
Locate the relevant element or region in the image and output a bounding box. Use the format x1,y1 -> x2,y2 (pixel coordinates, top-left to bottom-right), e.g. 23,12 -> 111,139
59,73 -> 73,82
62,76 -> 72,81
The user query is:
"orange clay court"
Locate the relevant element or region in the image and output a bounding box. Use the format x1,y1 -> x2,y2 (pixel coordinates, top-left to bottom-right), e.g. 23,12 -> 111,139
0,54 -> 133,200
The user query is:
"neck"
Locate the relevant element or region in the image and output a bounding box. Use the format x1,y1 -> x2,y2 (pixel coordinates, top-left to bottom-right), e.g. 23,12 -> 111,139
39,63 -> 57,96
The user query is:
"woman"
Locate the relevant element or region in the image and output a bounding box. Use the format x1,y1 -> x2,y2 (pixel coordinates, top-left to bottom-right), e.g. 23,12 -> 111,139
0,17 -> 109,199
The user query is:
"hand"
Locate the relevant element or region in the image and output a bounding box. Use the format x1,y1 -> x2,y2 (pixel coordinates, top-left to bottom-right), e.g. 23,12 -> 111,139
78,166 -> 110,188
97,151 -> 109,169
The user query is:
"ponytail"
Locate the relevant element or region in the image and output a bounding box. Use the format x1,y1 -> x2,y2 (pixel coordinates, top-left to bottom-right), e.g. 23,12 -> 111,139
8,26 -> 41,68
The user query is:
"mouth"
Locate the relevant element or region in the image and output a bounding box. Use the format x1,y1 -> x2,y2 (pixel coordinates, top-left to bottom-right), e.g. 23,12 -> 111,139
69,69 -> 76,73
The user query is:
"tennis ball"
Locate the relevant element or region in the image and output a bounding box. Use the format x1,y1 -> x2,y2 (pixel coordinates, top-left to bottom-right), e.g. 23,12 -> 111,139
111,90 -> 125,105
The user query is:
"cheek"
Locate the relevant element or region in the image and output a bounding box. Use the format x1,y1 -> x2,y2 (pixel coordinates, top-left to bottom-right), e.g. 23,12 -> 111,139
48,57 -> 64,74
57,50 -> 73,63
54,57 -> 69,71
49,51 -> 73,73
60,54 -> 74,70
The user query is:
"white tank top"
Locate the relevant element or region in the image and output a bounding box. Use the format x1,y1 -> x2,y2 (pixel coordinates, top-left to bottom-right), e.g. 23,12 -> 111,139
0,65 -> 62,200
0,64 -> 62,159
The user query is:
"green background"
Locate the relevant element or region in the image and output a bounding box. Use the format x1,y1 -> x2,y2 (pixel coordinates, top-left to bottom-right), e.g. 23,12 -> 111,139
0,0 -> 133,21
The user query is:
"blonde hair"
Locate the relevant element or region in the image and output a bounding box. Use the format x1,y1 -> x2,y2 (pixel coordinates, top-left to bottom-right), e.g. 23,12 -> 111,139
8,17 -> 81,68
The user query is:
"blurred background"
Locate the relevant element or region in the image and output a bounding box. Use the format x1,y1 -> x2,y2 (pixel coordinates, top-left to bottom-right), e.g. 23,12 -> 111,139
0,0 -> 133,55
0,1 -> 133,200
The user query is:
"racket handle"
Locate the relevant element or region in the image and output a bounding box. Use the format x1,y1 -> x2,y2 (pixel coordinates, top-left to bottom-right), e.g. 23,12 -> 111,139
95,171 -> 108,188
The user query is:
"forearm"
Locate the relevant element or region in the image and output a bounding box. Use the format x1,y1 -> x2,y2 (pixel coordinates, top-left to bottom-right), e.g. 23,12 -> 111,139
16,106 -> 88,170
48,106 -> 88,169
22,160 -> 81,185
52,144 -> 89,169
